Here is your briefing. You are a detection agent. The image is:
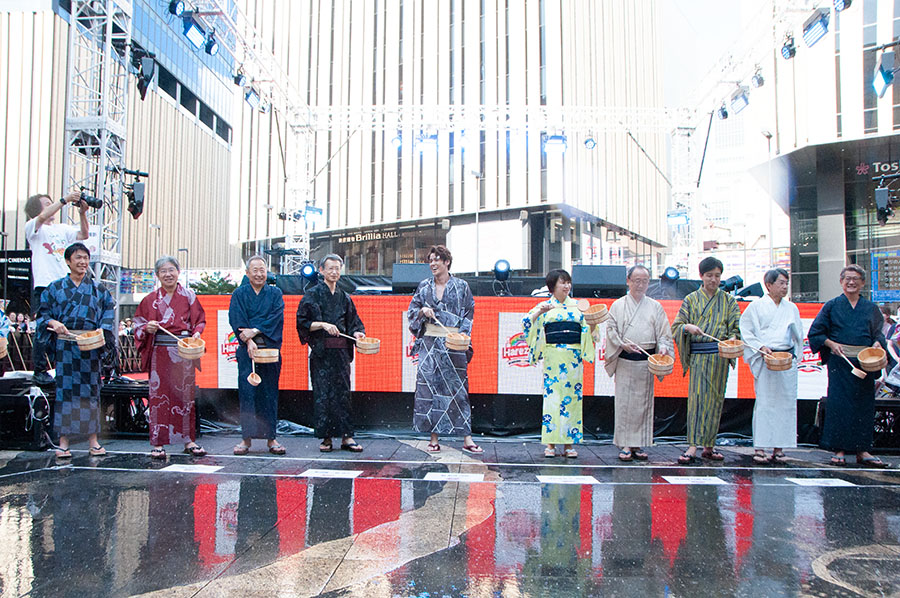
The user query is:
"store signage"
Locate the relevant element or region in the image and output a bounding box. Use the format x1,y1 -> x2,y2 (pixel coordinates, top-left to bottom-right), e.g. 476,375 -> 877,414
857,160 -> 900,175
336,230 -> 400,244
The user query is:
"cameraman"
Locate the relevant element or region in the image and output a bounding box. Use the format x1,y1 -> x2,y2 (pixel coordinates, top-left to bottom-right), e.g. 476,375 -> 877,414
23,191 -> 89,383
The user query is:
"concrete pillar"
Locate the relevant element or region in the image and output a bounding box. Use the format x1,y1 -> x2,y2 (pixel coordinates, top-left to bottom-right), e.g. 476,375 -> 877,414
816,150 -> 846,299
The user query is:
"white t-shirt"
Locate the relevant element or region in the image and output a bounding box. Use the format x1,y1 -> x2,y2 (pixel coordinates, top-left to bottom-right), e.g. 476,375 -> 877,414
24,218 -> 78,287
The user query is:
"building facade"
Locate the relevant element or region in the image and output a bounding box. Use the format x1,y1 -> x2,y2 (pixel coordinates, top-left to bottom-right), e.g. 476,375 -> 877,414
235,0 -> 670,277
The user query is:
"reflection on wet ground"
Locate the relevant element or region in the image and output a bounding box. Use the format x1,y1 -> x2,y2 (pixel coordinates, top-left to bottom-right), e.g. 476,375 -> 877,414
0,437 -> 898,597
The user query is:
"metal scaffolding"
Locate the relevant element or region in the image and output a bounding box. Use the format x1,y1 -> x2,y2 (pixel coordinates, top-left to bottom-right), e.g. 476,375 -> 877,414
61,0 -> 133,312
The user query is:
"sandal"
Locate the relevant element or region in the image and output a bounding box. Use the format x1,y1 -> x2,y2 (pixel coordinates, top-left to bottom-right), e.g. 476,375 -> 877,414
857,456 -> 890,469
89,446 -> 107,457
233,444 -> 250,455
752,452 -> 770,465
55,449 -> 72,459
701,449 -> 724,461
771,452 -> 788,464
632,449 -> 649,461
151,447 -> 167,460
564,448 -> 578,459
183,445 -> 206,457
426,443 -> 441,453
319,440 -> 333,453
678,452 -> 697,465
462,444 -> 484,454
618,450 -> 633,462
829,456 -> 846,466
268,443 -> 286,455
341,442 -> 364,453
544,447 -> 556,458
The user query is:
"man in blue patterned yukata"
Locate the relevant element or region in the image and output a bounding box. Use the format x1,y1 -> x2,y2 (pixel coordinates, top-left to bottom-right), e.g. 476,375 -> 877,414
37,242 -> 116,458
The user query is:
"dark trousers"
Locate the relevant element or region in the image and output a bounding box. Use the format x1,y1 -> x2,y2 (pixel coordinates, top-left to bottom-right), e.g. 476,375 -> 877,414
31,286 -> 49,373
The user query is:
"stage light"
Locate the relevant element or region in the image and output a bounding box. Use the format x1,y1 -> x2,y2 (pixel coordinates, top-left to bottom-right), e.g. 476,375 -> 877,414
300,262 -> 318,282
584,137 -> 596,150
245,88 -> 261,110
720,275 -> 744,292
729,86 -> 749,115
661,267 -> 680,282
833,0 -> 851,12
127,181 -> 145,219
781,36 -> 796,60
205,33 -> 219,56
717,104 -> 729,120
391,134 -> 402,149
182,16 -> 206,51
874,51 -> 896,99
233,72 -> 246,86
802,8 -> 830,48
493,259 -> 511,282
543,134 -> 567,154
168,0 -> 185,17
751,68 -> 765,88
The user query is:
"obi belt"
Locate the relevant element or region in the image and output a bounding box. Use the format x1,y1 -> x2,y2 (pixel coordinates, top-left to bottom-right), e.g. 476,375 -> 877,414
544,321 -> 581,345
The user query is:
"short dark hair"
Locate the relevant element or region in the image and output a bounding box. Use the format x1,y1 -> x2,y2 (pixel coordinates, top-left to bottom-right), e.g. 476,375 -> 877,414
698,257 -> 724,276
627,264 -> 651,280
64,242 -> 90,261
24,194 -> 50,220
545,269 -> 572,292
840,264 -> 865,281
880,305 -> 893,317
428,245 -> 452,268
763,268 -> 789,285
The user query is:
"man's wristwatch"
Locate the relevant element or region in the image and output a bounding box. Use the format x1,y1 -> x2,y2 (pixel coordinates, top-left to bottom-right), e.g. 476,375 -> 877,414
59,197 -> 66,205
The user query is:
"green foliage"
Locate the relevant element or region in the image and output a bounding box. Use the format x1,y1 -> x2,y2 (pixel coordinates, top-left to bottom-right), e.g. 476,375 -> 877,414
190,272 -> 238,295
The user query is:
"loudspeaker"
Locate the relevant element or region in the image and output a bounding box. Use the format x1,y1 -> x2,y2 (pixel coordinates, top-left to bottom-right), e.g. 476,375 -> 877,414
571,265 -> 627,298
391,263 -> 432,294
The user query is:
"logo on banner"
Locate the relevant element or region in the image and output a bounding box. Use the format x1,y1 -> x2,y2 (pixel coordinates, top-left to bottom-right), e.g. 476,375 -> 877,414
405,336 -> 419,365
501,332 -> 532,367
798,340 -> 822,373
221,331 -> 239,363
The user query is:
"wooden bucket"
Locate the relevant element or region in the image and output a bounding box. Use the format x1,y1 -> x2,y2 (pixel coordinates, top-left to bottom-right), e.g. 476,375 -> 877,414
356,337 -> 381,355
76,330 -> 105,352
858,347 -> 887,372
445,332 -> 471,352
647,353 -> 674,377
177,337 -> 206,360
765,351 -> 793,372
0,337 -> 7,360
717,339 -> 744,359
253,348 -> 280,363
583,303 -> 609,325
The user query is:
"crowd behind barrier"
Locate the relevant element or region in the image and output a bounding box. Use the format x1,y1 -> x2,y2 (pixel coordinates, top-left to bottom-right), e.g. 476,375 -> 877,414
1,329 -> 142,374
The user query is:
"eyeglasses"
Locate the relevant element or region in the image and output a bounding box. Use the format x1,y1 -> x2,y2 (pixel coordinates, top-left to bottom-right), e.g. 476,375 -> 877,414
842,276 -> 863,282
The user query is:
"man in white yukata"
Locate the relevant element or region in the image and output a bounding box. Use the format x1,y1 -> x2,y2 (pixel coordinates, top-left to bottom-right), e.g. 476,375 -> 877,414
605,265 -> 674,461
739,268 -> 804,464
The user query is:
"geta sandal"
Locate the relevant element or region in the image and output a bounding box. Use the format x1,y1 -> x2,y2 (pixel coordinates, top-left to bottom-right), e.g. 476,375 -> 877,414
341,442 -> 363,453
89,446 -> 106,457
544,447 -> 556,458
678,452 -> 697,465
426,443 -> 441,453
632,449 -> 649,461
233,444 -> 250,455
151,447 -> 167,460
564,448 -> 578,459
55,449 -> 72,459
753,451 -> 770,465
268,443 -> 286,455
319,441 -> 333,453
183,445 -> 206,457
701,449 -> 724,461
618,450 -> 633,462
462,444 -> 484,454
857,456 -> 890,468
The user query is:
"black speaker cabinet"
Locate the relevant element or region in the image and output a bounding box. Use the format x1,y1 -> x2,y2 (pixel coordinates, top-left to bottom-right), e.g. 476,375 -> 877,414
0,385 -> 53,450
571,265 -> 627,298
391,263 -> 432,294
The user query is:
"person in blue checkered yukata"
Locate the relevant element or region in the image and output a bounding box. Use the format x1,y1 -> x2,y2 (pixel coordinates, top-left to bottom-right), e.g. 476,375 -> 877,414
36,242 -> 116,458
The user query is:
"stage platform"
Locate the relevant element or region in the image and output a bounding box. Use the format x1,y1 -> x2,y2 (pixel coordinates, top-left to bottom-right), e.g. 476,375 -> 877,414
0,436 -> 898,597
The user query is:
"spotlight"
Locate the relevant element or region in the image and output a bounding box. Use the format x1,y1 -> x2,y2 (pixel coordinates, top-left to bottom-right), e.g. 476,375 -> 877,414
802,8 -> 830,48
277,210 -> 287,221
182,16 -> 206,51
391,134 -> 402,149
168,0 -> 185,17
876,187 -> 893,225
661,267 -> 680,282
751,69 -> 765,88
833,0 -> 851,12
493,259 -> 511,282
300,262 -> 318,283
781,35 -> 796,60
244,88 -> 261,110
729,87 -> 749,115
720,275 -> 744,293
584,137 -> 596,150
127,180 -> 145,219
543,134 -> 567,154
717,104 -> 729,120
233,72 -> 246,87
205,33 -> 219,56
874,51 -> 896,99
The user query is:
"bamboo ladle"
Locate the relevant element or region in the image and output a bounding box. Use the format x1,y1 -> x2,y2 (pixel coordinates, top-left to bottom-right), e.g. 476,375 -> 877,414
838,351 -> 867,379
695,330 -> 764,354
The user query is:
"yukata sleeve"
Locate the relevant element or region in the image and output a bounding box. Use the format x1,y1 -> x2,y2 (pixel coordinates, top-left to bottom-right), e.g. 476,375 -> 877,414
671,295 -> 693,375
190,292 -> 207,336
523,303 -> 545,365
295,294 -> 320,345
807,301 -> 832,362
346,297 -> 365,337
407,281 -> 429,338
580,312 -> 595,365
456,282 -> 475,336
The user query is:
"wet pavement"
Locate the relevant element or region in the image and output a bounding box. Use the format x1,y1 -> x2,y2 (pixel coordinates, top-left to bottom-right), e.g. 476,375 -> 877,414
0,437 -> 899,597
